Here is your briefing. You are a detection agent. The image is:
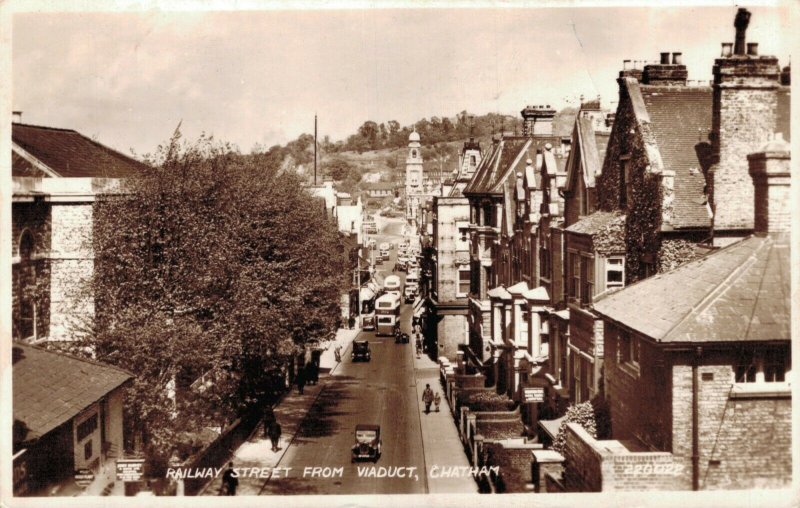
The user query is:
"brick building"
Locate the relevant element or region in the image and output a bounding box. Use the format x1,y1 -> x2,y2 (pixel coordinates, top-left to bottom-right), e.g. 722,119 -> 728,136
12,122 -> 146,342
580,135 -> 791,491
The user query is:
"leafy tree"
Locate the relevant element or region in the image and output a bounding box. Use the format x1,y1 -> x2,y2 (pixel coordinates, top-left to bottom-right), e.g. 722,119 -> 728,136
71,131 -> 346,467
324,157 -> 356,181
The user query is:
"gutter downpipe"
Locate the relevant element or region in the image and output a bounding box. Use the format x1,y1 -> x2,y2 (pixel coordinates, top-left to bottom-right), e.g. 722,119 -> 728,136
692,346 -> 702,491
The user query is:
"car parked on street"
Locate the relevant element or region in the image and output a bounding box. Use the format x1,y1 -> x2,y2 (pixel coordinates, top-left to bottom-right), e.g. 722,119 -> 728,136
351,424 -> 381,462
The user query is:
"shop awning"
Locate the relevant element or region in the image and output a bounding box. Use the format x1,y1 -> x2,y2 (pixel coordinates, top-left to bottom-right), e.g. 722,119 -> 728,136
413,297 -> 425,317
359,286 -> 376,301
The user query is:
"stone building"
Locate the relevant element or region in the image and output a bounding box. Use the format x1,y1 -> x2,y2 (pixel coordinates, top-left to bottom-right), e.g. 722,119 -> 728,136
584,135 -> 792,491
11,122 -> 146,342
427,139 -> 482,360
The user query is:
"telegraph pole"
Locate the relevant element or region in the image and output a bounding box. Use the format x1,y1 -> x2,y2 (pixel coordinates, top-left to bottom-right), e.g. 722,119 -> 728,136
314,114 -> 318,185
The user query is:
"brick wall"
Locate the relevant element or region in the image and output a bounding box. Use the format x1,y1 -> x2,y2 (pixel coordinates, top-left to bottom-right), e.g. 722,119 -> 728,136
562,422 -> 687,492
604,323 -> 672,451
748,151 -> 791,234
711,57 -> 781,231
670,349 -> 792,490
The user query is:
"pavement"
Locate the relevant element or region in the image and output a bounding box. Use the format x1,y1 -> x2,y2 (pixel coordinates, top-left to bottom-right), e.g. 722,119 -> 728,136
413,349 -> 478,494
200,326 -> 359,496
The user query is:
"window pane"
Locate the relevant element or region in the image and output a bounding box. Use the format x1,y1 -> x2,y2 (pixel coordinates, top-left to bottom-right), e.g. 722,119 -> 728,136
607,270 -> 623,283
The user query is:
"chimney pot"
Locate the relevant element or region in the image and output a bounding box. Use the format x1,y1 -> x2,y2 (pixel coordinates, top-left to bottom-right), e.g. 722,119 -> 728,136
721,43 -> 733,57
660,52 -> 671,64
672,52 -> 683,65
12,111 -> 22,123
747,42 -> 759,56
623,59 -> 631,70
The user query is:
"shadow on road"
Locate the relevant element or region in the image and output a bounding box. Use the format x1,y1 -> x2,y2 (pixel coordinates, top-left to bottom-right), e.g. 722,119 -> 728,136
291,375 -> 360,443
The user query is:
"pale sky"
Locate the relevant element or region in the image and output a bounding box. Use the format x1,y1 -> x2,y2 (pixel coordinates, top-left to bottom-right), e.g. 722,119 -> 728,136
11,2 -> 793,156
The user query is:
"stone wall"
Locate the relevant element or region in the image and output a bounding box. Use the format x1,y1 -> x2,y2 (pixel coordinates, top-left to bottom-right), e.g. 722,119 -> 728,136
48,202 -> 95,341
437,313 -> 467,361
12,201 -> 52,340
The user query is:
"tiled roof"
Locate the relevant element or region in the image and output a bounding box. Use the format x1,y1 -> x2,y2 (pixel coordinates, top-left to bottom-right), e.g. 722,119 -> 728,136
639,86 -> 713,229
13,343 -> 132,442
593,234 -> 790,343
12,123 -> 147,178
565,210 -> 623,235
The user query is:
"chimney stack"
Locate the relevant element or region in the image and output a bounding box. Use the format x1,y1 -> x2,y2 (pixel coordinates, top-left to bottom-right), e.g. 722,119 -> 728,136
747,134 -> 790,234
642,51 -> 688,85
619,59 -> 643,81
520,105 -> 556,137
709,7 -> 782,234
12,111 -> 22,123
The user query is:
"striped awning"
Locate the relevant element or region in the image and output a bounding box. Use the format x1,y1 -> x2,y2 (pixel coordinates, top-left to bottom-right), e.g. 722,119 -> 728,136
413,297 -> 425,317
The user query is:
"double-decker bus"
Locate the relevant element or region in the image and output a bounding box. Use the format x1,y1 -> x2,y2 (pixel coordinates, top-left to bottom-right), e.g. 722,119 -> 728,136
383,275 -> 402,296
374,293 -> 401,336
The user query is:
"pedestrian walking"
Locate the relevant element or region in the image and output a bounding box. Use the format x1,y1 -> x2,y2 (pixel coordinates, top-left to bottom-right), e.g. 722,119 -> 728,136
434,392 -> 441,412
219,462 -> 238,496
422,384 -> 434,414
334,345 -> 342,363
263,405 -> 275,439
348,315 -> 355,330
268,420 -> 282,452
296,368 -> 306,394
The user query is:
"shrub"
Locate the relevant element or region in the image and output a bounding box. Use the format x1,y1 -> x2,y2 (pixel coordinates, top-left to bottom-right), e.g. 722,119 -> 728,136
552,401 -> 597,454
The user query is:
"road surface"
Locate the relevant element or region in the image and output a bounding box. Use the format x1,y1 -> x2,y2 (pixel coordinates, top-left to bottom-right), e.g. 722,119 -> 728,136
259,216 -> 427,495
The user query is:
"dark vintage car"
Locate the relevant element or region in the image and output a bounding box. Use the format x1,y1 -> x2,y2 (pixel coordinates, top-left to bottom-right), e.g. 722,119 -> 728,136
395,330 -> 409,344
351,424 -> 381,462
351,340 -> 371,362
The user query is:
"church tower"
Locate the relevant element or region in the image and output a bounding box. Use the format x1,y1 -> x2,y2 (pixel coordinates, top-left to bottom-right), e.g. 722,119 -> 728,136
405,128 -> 424,222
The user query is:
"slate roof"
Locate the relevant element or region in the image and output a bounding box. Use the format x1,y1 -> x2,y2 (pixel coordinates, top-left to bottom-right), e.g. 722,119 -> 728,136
464,135 -> 561,196
565,210 -> 623,236
639,85 -> 713,230
565,117 -> 610,193
13,343 -> 132,442
593,234 -> 790,343
12,123 -> 147,178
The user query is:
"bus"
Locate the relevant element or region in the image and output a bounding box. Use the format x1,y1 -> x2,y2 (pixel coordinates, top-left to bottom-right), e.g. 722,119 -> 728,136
383,275 -> 402,296
374,293 -> 401,336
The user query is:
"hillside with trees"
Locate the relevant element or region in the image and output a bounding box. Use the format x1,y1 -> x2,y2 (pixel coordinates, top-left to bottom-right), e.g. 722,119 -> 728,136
252,107 -> 579,197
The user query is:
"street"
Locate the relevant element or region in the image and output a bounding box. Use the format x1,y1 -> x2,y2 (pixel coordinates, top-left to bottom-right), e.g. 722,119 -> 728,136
258,216 -> 428,495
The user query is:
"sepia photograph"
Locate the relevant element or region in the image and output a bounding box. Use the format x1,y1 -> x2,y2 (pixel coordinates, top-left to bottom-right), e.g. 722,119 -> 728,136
2,0 -> 797,506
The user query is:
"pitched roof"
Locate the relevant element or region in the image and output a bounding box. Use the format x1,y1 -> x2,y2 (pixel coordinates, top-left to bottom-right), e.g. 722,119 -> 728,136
593,234 -> 790,343
12,123 -> 147,178
464,135 -> 562,197
565,116 -> 610,193
13,343 -> 132,442
639,85 -> 713,229
565,210 -> 623,236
